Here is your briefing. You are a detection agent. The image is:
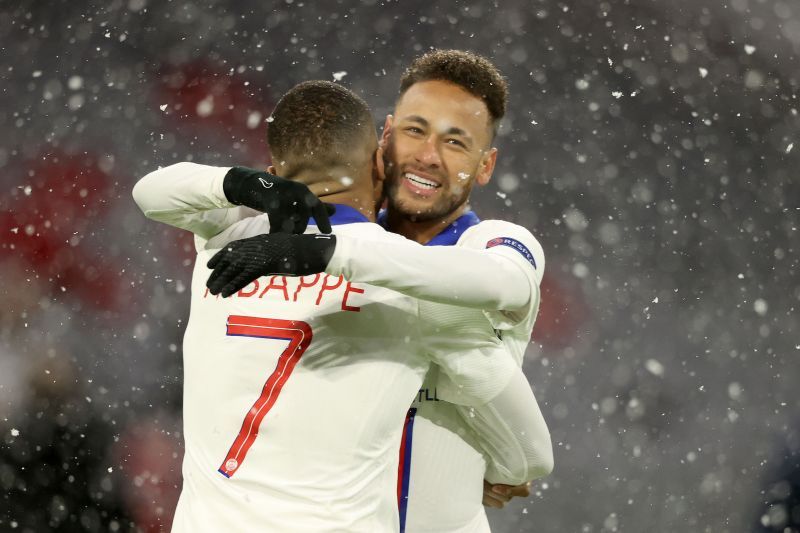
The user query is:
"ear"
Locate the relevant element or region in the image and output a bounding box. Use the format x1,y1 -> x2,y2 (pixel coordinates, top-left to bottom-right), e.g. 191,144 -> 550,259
379,114 -> 394,148
374,145 -> 386,183
475,147 -> 497,187
372,146 -> 387,208
267,165 -> 277,175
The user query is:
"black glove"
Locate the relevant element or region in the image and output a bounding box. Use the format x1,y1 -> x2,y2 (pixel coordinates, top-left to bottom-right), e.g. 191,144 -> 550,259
206,233 -> 337,297
223,166 -> 335,234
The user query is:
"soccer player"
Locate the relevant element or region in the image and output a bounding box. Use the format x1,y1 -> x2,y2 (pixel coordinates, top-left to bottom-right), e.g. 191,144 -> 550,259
207,50 -> 547,532
380,50 -> 540,533
132,81 -> 551,532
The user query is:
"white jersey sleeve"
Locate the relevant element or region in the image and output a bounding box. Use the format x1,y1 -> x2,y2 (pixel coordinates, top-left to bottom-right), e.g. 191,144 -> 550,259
200,212 -> 275,251
420,304 -> 552,485
456,368 -> 553,485
326,219 -> 544,329
418,300 -> 517,408
456,220 -> 544,331
401,221 -> 548,531
131,162 -> 261,241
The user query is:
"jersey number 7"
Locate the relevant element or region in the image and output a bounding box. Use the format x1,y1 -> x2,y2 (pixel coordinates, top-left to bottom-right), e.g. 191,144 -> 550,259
218,315 -> 313,478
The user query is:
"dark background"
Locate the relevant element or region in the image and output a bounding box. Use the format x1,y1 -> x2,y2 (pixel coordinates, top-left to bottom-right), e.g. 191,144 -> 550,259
1,1 -> 798,531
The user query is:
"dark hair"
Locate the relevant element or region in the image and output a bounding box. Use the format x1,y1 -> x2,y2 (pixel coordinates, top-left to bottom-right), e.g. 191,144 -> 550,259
399,49 -> 508,128
267,80 -> 375,166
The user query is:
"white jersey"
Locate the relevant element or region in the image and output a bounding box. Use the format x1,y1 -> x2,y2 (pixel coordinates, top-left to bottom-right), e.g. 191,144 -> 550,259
408,221 -> 543,533
329,218 -> 546,532
405,375 -> 491,532
132,163 -> 552,533
171,215 -> 519,533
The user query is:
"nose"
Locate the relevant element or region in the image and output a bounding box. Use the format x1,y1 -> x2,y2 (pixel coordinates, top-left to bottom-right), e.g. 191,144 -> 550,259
414,136 -> 442,168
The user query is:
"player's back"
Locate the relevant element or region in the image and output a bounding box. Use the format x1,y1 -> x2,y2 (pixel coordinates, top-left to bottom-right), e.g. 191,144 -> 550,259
175,218 -> 430,533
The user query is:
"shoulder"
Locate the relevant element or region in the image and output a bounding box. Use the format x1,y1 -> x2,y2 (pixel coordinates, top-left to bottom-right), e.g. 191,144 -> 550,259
333,221 -> 386,235
335,221 -> 415,244
203,213 -> 271,250
458,219 -> 544,271
461,219 -> 538,241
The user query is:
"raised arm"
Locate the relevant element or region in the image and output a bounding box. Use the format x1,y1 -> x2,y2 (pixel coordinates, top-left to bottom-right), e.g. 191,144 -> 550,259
132,162 -> 332,239
132,162 -> 255,240
205,220 -> 544,321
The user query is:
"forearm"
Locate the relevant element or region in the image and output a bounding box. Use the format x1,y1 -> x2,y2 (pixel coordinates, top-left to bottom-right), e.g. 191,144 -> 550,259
132,162 -> 258,239
457,369 -> 553,485
327,234 -> 532,311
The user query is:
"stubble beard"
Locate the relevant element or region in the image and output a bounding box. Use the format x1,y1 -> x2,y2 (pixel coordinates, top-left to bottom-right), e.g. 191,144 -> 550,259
383,146 -> 473,223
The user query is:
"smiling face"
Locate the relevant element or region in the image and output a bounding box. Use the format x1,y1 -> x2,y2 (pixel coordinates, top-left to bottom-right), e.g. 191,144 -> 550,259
381,80 -> 497,223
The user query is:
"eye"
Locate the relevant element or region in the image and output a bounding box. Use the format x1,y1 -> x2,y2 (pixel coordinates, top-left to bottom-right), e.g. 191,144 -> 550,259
446,138 -> 467,148
404,126 -> 424,135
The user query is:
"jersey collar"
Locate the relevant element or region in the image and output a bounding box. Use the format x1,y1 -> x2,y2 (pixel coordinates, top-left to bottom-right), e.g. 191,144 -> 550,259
376,209 -> 481,247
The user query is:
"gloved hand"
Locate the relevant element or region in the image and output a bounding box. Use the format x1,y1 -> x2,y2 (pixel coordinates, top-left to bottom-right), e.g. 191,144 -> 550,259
223,166 -> 335,234
206,233 -> 337,297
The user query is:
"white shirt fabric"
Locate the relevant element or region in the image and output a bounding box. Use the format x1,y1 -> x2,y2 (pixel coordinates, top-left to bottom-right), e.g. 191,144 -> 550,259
132,163 -> 552,533
328,220 -> 548,532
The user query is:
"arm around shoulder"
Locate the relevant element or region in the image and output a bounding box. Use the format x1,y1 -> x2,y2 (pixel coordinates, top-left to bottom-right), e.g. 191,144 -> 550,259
458,220 -> 546,329
458,368 -> 554,485
326,230 -> 536,312
132,162 -> 258,239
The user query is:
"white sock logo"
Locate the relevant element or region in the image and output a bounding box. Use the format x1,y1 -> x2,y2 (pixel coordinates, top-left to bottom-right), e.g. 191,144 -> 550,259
258,177 -> 273,189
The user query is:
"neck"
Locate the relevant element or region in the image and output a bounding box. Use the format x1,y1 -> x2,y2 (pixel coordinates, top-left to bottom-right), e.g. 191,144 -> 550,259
291,171 -> 376,223
385,203 -> 469,244
316,189 -> 377,222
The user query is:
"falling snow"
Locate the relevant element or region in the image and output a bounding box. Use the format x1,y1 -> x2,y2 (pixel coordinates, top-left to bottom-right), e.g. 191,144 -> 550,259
1,2 -> 797,533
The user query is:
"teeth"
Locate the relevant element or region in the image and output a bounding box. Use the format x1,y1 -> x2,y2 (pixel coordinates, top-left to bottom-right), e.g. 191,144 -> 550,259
405,173 -> 439,189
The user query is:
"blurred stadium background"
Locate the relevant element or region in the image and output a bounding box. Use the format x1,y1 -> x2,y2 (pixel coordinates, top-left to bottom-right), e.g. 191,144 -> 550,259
1,0 -> 798,531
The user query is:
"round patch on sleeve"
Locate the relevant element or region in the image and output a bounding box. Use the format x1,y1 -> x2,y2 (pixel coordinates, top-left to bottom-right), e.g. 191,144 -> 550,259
486,237 -> 538,269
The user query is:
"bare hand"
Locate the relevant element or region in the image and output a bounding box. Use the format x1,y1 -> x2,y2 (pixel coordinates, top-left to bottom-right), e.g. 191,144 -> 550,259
482,480 -> 531,509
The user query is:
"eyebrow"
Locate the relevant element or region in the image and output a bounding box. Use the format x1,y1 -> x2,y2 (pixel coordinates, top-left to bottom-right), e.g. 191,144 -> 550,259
403,115 -> 473,144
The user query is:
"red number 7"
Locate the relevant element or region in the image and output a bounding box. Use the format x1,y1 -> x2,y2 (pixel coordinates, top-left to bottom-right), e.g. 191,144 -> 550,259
218,315 -> 313,478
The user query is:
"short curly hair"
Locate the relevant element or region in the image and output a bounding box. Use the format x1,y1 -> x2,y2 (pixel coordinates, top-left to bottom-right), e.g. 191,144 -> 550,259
267,80 -> 375,169
399,49 -> 508,130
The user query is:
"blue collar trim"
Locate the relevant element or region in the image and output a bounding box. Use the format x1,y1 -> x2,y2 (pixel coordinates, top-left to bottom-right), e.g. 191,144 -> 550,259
376,209 -> 481,247
425,210 -> 481,246
312,203 -> 370,227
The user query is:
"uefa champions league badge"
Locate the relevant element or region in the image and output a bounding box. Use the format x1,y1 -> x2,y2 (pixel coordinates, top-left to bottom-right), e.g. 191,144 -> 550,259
225,459 -> 238,472
486,237 -> 537,269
